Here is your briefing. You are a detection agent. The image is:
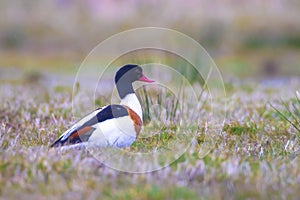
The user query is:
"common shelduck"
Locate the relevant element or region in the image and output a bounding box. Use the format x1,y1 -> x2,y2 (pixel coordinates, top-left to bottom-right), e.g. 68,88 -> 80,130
51,64 -> 154,148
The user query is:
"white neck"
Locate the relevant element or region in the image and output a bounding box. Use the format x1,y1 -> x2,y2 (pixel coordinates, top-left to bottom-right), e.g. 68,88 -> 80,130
120,93 -> 143,122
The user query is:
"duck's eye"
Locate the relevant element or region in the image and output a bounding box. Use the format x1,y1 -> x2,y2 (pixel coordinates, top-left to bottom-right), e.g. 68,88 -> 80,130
135,69 -> 141,75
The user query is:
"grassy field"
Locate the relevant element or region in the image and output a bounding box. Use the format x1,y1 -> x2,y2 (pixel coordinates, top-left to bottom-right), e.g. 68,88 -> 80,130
1,1 -> 300,199
1,65 -> 300,199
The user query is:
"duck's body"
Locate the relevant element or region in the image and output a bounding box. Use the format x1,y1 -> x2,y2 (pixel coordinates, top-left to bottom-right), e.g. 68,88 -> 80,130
51,64 -> 154,148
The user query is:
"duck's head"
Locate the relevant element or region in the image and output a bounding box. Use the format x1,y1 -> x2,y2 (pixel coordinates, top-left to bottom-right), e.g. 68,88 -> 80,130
115,64 -> 154,85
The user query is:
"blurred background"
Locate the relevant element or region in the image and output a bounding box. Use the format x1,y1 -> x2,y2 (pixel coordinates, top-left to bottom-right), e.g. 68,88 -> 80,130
0,0 -> 299,84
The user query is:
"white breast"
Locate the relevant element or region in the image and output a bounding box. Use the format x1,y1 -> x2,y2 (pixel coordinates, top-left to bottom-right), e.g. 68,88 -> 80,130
120,93 -> 143,122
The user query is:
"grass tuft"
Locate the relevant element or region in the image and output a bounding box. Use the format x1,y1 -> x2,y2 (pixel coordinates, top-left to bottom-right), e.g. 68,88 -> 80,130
270,91 -> 300,134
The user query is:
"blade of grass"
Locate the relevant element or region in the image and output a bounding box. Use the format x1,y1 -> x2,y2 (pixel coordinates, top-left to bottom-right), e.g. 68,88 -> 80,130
291,102 -> 300,124
270,103 -> 300,133
142,85 -> 151,124
281,100 -> 300,128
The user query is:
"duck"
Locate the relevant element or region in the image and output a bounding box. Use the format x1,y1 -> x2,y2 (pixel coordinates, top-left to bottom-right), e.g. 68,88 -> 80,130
51,64 -> 154,148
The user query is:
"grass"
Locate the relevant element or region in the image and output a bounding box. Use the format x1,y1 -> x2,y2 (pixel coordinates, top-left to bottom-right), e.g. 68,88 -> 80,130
1,71 -> 300,199
270,91 -> 300,134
